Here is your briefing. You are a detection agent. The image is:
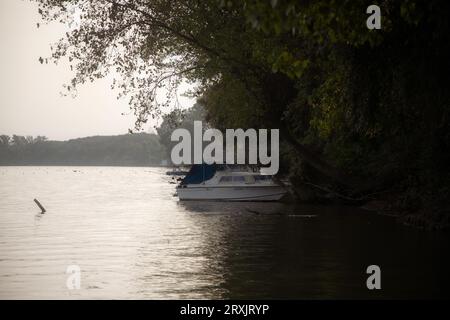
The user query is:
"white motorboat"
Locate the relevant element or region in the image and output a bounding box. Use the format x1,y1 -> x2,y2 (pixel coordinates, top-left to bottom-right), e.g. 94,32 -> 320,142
176,164 -> 287,201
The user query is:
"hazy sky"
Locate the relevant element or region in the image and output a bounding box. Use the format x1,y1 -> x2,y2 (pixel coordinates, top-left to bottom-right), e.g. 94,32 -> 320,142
0,0 -> 195,141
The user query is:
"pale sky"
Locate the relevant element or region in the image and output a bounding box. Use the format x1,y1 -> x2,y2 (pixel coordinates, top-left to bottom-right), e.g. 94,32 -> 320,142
0,0 -> 195,141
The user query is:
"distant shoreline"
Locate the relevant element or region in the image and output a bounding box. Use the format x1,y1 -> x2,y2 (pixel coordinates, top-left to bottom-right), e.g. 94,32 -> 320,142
0,133 -> 168,167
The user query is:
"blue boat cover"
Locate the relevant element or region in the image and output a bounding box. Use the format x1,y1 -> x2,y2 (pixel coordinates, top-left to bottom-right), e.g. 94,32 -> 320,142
181,164 -> 217,184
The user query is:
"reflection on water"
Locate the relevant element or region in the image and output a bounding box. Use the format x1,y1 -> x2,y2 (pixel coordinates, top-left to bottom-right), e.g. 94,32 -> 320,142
0,167 -> 449,299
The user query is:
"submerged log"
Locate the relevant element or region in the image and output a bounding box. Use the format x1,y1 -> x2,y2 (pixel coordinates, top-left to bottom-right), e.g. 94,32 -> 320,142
33,198 -> 46,213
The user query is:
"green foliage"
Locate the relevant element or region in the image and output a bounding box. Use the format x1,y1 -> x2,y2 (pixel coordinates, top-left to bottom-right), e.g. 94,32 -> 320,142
156,103 -> 206,161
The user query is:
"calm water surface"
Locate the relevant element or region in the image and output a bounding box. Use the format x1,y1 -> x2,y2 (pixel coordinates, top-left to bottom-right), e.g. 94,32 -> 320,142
0,166 -> 449,299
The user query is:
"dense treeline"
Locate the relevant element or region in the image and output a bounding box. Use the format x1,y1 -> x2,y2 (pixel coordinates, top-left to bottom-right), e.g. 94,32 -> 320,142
35,0 -> 450,228
156,103 -> 205,162
0,133 -> 165,166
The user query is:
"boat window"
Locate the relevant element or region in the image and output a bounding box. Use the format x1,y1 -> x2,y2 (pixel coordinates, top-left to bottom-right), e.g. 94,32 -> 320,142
232,176 -> 245,182
244,175 -> 255,184
219,176 -> 232,183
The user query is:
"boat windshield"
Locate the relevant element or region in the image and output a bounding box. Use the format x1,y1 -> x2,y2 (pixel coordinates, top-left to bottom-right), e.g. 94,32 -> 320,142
181,164 -> 217,184
219,176 -> 232,183
219,176 -> 246,183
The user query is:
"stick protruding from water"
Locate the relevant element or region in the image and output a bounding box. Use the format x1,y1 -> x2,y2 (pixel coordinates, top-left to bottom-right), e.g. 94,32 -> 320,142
34,198 -> 46,213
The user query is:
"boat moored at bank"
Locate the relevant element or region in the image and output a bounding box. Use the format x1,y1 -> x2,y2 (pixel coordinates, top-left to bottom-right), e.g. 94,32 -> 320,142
176,164 -> 287,201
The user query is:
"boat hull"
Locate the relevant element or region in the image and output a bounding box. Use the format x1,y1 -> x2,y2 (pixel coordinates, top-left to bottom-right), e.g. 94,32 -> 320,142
176,185 -> 286,201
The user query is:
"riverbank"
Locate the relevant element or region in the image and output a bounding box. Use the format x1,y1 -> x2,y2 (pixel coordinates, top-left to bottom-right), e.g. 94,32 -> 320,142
286,184 -> 450,231
362,199 -> 450,231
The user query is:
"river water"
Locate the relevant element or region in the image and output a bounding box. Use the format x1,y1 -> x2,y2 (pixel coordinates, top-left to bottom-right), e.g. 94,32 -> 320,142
0,166 -> 449,299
